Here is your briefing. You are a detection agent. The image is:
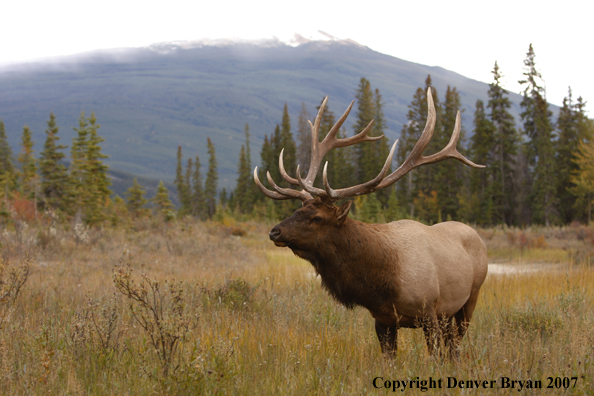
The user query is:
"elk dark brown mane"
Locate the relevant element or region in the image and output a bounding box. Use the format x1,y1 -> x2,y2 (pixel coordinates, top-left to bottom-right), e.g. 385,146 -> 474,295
254,90 -> 488,359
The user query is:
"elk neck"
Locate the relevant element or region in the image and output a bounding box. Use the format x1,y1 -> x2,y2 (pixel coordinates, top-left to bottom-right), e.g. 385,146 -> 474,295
293,218 -> 400,311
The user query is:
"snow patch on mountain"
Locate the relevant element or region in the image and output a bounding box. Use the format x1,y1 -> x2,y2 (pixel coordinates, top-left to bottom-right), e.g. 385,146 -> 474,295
146,30 -> 362,54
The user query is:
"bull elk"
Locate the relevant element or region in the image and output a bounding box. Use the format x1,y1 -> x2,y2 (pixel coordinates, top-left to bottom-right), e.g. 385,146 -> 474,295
253,89 -> 488,359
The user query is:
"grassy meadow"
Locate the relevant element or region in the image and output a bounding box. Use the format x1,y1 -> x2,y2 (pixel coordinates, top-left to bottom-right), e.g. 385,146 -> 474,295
1,217 -> 593,395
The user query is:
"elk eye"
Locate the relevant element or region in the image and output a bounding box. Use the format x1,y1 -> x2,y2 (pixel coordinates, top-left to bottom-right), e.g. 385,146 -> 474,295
312,216 -> 322,224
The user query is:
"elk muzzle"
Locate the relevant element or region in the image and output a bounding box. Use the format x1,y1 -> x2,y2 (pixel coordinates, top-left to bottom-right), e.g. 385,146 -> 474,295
269,225 -> 288,247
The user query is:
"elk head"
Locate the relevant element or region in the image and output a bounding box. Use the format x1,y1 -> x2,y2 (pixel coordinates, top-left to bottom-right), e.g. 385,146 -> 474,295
254,89 -> 484,248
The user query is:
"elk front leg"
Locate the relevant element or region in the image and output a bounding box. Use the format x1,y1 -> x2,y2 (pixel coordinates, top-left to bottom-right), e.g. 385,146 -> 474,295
375,320 -> 398,357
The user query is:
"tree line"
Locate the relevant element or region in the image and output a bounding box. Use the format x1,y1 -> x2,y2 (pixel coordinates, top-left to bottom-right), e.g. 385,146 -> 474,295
226,44 -> 593,227
1,43 -> 592,227
0,112 -> 220,225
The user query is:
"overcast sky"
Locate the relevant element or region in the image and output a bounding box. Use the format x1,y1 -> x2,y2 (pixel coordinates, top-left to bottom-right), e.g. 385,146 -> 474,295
2,0 -> 591,108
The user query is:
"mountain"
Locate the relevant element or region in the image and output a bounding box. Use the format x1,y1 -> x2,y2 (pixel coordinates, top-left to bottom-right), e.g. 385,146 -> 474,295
0,37 -> 537,191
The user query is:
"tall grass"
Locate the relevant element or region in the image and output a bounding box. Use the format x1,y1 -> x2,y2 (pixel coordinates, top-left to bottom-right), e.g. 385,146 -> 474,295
0,219 -> 592,394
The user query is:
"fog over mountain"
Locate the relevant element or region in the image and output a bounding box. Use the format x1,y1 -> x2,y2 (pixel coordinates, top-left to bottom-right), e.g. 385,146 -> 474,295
0,35 -> 536,192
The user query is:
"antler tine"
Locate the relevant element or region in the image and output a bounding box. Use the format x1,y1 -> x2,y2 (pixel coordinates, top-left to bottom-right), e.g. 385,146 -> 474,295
322,162 -> 338,199
253,167 -> 295,200
321,100 -> 355,143
421,110 -> 486,168
374,88 -> 483,190
302,98 -> 382,191
279,148 -> 299,185
323,139 -> 398,200
267,170 -> 313,201
296,164 -> 327,197
302,97 -> 328,187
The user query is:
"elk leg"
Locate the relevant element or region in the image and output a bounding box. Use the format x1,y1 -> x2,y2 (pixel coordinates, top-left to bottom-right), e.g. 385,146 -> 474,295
422,312 -> 442,357
375,320 -> 397,357
450,290 -> 481,360
439,316 -> 455,359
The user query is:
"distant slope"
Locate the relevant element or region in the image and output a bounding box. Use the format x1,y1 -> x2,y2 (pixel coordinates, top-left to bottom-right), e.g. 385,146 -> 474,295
0,40 -> 537,190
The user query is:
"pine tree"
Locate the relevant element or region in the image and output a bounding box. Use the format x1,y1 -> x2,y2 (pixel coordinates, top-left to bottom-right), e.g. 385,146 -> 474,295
556,89 -> 591,223
397,87 -> 425,216
17,126 -> 37,198
184,157 -> 192,211
314,101 -> 354,190
84,113 -> 111,224
519,44 -> 557,225
569,103 -> 594,223
353,78 -> 377,184
219,188 -> 227,208
0,120 -> 16,195
296,102 -> 312,174
125,178 -> 148,217
488,62 -> 518,225
235,145 -> 251,213
70,112 -> 90,215
397,76 -> 443,218
190,155 -> 206,219
436,86 -> 465,220
243,123 -> 258,209
38,113 -> 70,211
204,138 -> 218,218
152,181 -> 175,221
279,104 -> 297,179
469,100 -> 495,225
174,146 -> 190,212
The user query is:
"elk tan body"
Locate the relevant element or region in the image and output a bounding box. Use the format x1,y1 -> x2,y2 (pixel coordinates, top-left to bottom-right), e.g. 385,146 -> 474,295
255,90 -> 487,358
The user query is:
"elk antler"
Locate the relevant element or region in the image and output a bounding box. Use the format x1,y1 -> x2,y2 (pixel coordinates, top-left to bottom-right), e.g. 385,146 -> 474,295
253,96 -> 380,201
253,89 -> 484,203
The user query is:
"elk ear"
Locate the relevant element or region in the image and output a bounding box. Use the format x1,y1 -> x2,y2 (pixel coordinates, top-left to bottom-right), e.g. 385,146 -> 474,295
336,200 -> 353,226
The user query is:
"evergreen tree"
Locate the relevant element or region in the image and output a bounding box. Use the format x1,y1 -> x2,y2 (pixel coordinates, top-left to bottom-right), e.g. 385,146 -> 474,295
397,87 -> 425,216
190,155 -> 206,219
125,178 -> 148,217
261,125 -> 282,186
219,187 -> 227,208
17,126 -> 37,198
235,145 -> 251,213
435,86 -> 465,220
204,137 -> 218,218
70,112 -> 90,214
243,123 -> 258,208
174,146 -> 190,212
38,113 -> 69,211
84,113 -> 111,224
184,157 -> 192,211
352,79 -> 391,205
279,104 -> 297,180
397,76 -> 443,218
0,120 -> 16,195
488,62 -> 518,225
556,89 -> 590,223
152,181 -> 175,221
570,120 -> 594,223
519,44 -> 557,225
469,100 -> 495,225
314,101 -> 354,190
69,112 -> 110,224
296,102 -> 312,174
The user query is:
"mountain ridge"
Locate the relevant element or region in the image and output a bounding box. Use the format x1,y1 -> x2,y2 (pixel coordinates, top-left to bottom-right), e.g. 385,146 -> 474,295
0,39 -> 540,191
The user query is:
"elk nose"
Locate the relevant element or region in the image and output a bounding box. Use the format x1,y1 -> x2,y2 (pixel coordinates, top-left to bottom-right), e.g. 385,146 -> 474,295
269,226 -> 281,241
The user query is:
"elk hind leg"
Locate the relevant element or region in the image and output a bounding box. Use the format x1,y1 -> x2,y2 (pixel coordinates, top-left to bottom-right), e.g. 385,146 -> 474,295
439,315 -> 457,359
450,290 -> 481,360
422,312 -> 442,357
375,320 -> 398,357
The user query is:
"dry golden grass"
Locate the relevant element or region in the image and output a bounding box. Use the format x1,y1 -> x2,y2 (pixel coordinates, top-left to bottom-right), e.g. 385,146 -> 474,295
0,219 -> 592,394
